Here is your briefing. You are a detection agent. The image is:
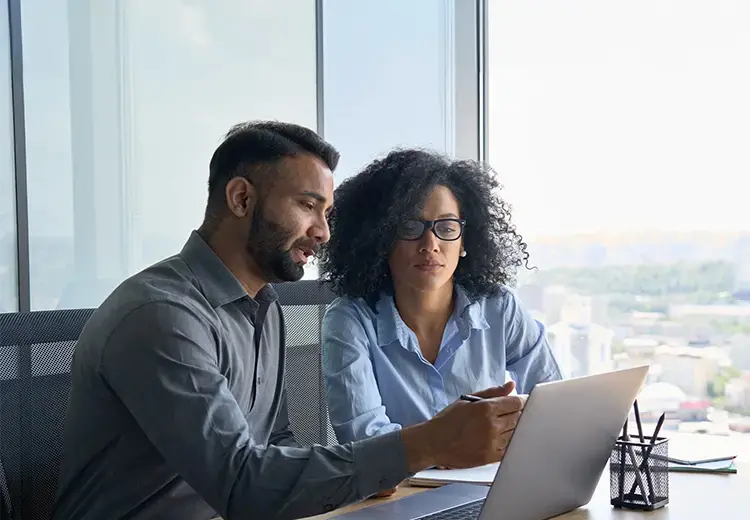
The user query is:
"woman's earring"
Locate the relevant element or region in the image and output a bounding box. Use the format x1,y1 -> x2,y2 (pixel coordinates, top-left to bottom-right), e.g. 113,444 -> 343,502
459,250 -> 467,258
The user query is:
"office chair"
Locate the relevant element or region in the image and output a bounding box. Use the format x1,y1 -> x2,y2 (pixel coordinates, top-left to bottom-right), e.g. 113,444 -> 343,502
275,279 -> 339,446
0,308 -> 95,520
1,456 -> 12,519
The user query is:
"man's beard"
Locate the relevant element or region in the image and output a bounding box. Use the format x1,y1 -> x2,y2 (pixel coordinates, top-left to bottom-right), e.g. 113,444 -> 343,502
245,202 -> 310,283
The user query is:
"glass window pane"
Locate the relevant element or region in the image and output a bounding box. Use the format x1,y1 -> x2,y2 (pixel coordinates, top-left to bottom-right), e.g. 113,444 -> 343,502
323,0 -> 457,180
489,2 -> 750,426
21,0 -> 317,309
0,0 -> 17,313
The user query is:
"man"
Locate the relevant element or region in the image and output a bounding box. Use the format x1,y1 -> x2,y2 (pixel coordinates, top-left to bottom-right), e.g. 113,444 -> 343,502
52,121 -> 524,520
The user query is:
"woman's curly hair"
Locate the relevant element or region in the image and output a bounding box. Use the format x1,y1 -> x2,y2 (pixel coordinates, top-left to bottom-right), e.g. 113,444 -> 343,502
317,149 -> 529,303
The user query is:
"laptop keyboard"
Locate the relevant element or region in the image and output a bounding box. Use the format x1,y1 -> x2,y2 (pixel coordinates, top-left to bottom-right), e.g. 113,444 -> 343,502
419,499 -> 485,520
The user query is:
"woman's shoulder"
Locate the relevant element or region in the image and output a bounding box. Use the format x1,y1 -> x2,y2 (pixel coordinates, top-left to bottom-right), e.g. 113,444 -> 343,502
464,283 -> 515,305
466,284 -> 525,319
327,294 -> 371,314
322,295 -> 384,349
324,294 -> 379,326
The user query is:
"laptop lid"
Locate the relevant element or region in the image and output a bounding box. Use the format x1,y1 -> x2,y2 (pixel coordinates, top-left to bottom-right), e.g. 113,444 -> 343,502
478,365 -> 649,520
334,365 -> 649,520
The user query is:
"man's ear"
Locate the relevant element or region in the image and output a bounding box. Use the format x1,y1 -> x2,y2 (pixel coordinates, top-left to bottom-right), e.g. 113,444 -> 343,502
225,177 -> 256,218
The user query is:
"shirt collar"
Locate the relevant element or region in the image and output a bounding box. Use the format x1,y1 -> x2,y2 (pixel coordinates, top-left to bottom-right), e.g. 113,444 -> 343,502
374,284 -> 490,348
375,292 -> 407,348
180,230 -> 278,308
454,284 -> 490,331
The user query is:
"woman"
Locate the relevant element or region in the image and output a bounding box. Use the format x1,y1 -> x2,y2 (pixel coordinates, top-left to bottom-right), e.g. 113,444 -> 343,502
318,149 -> 562,445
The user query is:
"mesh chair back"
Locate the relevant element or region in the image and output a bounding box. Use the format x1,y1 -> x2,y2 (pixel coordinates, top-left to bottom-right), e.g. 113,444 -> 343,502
275,280 -> 338,446
0,308 -> 95,520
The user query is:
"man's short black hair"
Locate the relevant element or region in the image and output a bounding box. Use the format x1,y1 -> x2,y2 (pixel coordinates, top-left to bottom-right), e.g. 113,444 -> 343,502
205,121 -> 339,218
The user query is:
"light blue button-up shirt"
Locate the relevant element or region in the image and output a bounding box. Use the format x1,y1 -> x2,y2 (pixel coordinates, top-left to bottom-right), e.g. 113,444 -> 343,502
322,285 -> 563,444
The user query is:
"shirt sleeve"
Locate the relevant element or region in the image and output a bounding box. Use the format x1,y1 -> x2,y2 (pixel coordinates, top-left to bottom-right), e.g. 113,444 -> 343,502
321,301 -> 402,444
501,290 -> 563,393
99,301 -> 409,520
268,386 -> 301,448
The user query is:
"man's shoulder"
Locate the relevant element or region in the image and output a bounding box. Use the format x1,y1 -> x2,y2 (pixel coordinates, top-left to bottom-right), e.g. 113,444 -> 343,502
79,256 -> 216,348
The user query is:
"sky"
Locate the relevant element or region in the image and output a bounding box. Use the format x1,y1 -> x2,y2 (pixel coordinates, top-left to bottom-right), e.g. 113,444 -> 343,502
14,0 -> 749,245
3,0 -> 749,285
488,0 -> 750,239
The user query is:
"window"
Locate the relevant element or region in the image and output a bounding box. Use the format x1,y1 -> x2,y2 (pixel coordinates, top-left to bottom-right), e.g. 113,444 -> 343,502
302,0 -> 481,280
323,0 -> 479,180
0,0 -> 17,313
488,1 -> 750,432
21,0 -> 317,309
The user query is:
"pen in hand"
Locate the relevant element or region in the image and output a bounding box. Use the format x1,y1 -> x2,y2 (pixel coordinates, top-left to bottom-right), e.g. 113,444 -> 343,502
460,394 -> 483,402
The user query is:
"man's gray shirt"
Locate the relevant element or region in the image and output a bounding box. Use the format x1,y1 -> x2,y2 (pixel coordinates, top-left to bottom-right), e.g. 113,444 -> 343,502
52,231 -> 409,520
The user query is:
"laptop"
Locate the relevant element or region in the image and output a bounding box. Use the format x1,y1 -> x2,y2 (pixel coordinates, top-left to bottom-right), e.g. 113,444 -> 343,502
336,365 -> 649,520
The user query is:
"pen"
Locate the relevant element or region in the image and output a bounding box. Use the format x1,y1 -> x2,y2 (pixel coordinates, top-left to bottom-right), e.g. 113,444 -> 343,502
633,400 -> 645,444
628,412 -> 666,501
652,412 -> 666,443
618,418 -> 627,502
633,400 -> 654,503
460,394 -> 483,402
623,432 -> 651,506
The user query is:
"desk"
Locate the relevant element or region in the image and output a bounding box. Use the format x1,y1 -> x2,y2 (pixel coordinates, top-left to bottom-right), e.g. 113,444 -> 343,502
307,461 -> 747,519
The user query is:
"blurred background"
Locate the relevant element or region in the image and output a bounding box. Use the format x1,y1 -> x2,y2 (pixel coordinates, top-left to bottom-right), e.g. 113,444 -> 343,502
1,1 -> 748,443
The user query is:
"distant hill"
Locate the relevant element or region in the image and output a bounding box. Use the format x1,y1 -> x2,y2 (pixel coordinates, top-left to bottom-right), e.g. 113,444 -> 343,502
525,231 -> 750,270
527,260 -> 736,298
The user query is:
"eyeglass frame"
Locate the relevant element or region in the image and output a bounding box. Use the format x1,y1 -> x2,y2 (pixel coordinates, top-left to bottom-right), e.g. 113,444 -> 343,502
396,218 -> 467,242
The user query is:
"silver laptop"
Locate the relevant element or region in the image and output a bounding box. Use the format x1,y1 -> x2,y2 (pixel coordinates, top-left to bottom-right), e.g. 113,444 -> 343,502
336,365 -> 649,520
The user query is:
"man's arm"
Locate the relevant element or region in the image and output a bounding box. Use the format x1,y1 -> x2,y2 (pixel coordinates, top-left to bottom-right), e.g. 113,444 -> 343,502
100,301 -> 408,520
268,387 -> 301,448
501,290 -> 564,392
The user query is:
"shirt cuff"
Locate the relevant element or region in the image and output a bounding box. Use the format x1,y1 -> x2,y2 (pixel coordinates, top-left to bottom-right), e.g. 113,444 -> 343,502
351,429 -> 412,498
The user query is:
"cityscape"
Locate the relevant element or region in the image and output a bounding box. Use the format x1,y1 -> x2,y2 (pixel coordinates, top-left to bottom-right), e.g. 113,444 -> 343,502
516,230 -> 750,437
4,228 -> 750,443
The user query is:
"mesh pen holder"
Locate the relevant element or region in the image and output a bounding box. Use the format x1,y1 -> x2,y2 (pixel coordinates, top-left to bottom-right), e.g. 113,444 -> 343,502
610,435 -> 669,511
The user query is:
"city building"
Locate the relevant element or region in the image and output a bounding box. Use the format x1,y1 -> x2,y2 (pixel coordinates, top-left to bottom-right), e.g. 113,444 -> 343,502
542,285 -> 568,325
515,283 -> 544,312
653,344 -> 731,398
725,373 -> 750,413
547,321 -> 614,379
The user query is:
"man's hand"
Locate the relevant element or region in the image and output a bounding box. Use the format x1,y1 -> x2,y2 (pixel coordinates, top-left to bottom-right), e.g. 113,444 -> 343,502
401,381 -> 525,473
372,486 -> 399,498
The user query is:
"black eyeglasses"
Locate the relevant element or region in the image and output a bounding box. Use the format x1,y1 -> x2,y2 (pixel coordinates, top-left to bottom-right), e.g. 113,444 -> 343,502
396,218 -> 466,241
